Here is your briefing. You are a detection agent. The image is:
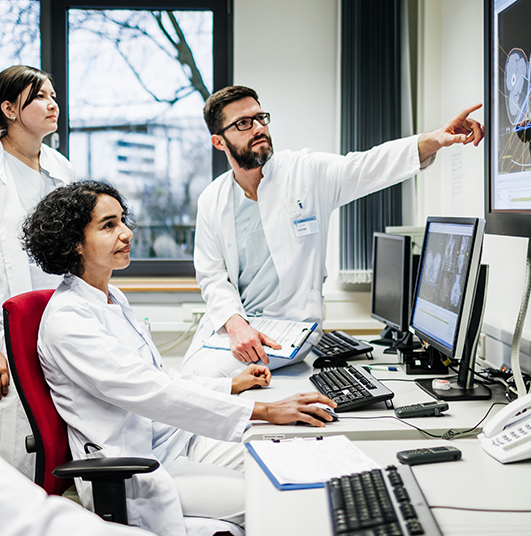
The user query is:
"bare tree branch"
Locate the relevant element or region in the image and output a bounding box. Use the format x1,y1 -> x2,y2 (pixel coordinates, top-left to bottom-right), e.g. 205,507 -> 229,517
154,11 -> 210,101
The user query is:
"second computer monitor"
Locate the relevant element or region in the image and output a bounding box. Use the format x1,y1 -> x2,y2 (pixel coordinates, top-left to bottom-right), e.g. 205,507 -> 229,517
371,232 -> 418,353
410,216 -> 491,400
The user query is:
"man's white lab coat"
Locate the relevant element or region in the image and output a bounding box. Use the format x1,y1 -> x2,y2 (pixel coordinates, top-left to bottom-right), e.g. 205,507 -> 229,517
189,135 -> 430,357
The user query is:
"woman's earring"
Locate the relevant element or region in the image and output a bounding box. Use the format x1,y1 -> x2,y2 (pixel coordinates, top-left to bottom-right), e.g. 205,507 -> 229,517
10,116 -> 15,121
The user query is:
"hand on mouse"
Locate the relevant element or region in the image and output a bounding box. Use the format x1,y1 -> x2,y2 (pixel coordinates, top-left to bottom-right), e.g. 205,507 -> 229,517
251,393 -> 337,428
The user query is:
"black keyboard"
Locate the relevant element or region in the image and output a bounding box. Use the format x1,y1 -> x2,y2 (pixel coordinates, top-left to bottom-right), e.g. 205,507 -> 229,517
313,331 -> 374,361
309,365 -> 394,412
326,464 -> 442,536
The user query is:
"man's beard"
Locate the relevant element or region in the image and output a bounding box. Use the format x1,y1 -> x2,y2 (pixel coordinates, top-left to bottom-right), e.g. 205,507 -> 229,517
223,133 -> 274,170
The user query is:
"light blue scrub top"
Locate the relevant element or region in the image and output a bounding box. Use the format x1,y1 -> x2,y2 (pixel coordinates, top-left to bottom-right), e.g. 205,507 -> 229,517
233,180 -> 279,316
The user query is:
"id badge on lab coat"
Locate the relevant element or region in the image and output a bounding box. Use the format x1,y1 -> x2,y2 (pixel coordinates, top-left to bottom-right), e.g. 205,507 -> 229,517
293,215 -> 320,237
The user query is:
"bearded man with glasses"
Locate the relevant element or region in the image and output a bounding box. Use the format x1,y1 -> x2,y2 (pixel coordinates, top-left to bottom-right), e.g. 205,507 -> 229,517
180,85 -> 484,379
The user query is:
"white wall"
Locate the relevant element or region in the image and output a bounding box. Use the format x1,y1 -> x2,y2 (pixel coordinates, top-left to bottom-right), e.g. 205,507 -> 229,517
418,0 -> 531,363
233,0 -> 339,154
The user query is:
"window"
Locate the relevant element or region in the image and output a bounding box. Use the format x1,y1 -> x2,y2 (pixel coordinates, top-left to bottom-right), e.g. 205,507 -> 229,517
67,8 -> 214,272
0,0 -> 232,277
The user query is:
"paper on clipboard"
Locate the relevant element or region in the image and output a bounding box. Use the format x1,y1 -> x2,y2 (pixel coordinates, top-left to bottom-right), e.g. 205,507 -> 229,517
245,435 -> 380,490
204,317 -> 317,359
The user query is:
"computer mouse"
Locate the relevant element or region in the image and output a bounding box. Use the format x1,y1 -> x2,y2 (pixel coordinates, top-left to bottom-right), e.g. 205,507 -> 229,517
316,407 -> 339,422
313,355 -> 348,368
296,407 -> 339,425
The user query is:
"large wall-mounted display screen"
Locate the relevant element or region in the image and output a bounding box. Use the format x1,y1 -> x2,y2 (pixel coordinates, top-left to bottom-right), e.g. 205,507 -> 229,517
492,0 -> 531,211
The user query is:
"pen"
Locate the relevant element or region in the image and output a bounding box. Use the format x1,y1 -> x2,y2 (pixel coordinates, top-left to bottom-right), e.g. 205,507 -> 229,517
366,366 -> 398,372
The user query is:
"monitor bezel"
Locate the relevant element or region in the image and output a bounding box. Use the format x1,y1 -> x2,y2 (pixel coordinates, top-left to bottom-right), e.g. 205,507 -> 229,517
484,0 -> 531,239
370,232 -> 411,333
410,216 -> 486,360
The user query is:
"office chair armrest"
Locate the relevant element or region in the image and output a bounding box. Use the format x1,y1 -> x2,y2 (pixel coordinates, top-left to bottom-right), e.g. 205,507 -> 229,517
53,458 -> 159,525
53,457 -> 159,481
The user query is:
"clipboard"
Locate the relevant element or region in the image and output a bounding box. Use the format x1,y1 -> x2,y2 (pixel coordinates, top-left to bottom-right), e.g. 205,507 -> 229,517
245,436 -> 380,491
245,441 -> 324,490
204,317 -> 317,359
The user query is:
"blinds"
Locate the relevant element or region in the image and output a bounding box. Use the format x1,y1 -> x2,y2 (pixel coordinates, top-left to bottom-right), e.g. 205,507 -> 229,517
339,0 -> 403,284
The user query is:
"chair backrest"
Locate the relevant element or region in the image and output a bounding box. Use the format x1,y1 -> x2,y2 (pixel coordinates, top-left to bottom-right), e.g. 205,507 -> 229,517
3,289 -> 72,496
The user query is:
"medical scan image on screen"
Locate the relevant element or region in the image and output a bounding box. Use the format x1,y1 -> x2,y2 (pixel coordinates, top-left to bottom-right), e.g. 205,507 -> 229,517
412,223 -> 473,350
494,0 -> 531,210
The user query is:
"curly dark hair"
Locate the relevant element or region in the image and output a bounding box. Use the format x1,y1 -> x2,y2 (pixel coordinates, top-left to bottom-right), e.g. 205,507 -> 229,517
203,85 -> 260,135
21,181 -> 133,276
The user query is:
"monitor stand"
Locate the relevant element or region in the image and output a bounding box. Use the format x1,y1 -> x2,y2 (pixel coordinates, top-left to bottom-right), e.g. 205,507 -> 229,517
371,327 -> 422,355
415,265 -> 492,401
399,346 -> 449,375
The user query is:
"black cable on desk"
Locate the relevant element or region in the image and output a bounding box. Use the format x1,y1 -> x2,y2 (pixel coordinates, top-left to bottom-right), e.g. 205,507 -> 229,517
339,402 -> 507,440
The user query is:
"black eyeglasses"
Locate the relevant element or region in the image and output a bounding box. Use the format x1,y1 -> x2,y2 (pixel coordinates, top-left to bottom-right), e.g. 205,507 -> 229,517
216,112 -> 271,135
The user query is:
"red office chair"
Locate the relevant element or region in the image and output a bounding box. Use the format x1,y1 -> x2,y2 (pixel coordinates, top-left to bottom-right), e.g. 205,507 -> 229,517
3,289 -> 158,524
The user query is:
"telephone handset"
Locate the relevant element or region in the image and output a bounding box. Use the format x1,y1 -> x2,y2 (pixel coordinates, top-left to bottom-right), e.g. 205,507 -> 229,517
478,392 -> 531,463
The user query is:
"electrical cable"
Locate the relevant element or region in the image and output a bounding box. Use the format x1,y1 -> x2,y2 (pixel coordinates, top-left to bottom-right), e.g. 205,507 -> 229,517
429,505 -> 531,513
339,402 -> 507,440
157,311 -> 202,355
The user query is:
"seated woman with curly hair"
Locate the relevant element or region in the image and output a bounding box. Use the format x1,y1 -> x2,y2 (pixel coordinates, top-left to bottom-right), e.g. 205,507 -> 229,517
21,180 -> 335,536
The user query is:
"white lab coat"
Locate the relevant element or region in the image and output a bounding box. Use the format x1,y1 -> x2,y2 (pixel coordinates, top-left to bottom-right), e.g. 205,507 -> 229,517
0,141 -> 75,479
0,142 -> 74,322
0,455 -> 154,536
189,135 -> 431,357
37,274 -> 254,536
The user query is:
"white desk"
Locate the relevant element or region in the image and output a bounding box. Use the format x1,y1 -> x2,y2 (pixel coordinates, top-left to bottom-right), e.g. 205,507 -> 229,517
245,438 -> 531,536
241,347 -> 506,442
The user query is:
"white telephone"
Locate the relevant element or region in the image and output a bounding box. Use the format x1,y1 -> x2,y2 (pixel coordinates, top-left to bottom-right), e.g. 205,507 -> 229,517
478,392 -> 531,463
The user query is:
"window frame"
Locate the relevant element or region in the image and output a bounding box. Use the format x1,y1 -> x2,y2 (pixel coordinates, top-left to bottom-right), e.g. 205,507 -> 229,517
44,0 -> 232,277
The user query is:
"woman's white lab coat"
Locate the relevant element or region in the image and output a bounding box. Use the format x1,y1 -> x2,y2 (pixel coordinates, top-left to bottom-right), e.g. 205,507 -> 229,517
0,141 -> 74,341
0,142 -> 75,478
190,135 -> 432,356
37,275 -> 254,536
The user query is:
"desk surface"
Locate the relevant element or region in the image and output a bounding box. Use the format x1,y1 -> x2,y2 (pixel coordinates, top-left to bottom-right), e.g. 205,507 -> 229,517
245,438 -> 531,536
241,346 -> 507,442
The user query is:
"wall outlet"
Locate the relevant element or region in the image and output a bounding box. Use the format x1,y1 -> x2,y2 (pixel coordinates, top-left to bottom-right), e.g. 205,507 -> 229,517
182,302 -> 206,322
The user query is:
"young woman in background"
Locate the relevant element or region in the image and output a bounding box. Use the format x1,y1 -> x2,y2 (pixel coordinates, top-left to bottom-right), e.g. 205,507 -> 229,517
0,65 -> 75,478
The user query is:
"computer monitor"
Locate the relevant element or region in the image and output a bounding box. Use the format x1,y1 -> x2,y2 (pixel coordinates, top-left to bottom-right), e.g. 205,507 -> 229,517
485,0 -> 531,239
410,217 -> 492,401
370,233 -> 419,354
